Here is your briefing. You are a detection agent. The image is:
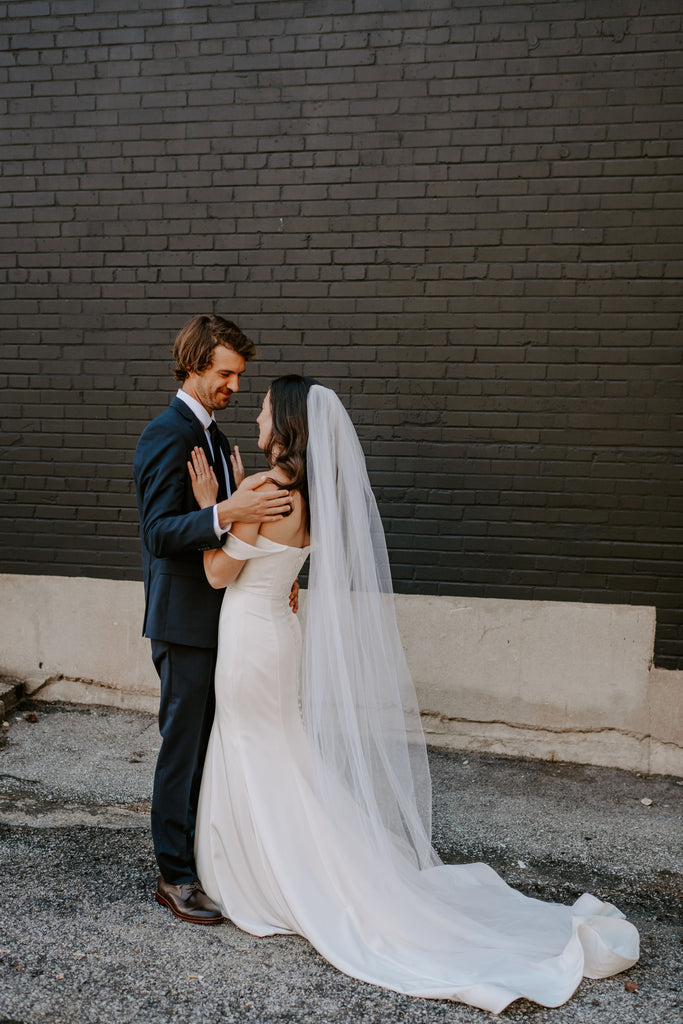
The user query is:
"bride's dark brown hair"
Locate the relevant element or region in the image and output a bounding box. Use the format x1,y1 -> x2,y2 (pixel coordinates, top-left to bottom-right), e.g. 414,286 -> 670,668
265,375 -> 319,517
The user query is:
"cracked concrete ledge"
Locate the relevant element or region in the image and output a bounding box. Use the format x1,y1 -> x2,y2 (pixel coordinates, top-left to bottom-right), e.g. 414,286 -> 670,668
0,675 -> 25,722
23,673 -> 158,715
1,575 -> 681,776
421,712 -> 682,777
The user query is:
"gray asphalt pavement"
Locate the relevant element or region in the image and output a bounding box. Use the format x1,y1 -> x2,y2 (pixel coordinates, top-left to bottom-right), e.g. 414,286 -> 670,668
0,699 -> 681,1024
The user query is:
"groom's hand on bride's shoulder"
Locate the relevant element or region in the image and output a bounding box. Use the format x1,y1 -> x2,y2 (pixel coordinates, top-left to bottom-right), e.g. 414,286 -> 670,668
217,474 -> 292,527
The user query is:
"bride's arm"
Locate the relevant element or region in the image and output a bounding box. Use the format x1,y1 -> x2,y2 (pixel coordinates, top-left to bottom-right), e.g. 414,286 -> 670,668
201,516 -> 265,589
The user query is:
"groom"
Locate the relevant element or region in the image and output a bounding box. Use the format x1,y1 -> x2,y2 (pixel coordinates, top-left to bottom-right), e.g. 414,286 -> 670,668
134,314 -> 292,925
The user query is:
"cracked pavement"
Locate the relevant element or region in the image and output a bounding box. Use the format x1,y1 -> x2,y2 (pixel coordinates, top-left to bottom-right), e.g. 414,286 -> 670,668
0,701 -> 681,1024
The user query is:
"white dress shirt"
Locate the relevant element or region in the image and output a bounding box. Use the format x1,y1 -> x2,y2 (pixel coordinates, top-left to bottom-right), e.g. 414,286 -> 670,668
176,389 -> 231,539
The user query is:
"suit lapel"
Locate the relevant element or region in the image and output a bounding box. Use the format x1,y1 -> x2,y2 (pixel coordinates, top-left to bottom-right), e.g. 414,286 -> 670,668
171,397 -> 236,494
170,396 -> 213,462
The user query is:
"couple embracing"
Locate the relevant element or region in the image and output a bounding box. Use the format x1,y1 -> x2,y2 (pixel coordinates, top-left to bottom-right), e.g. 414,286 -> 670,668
133,314 -> 638,1015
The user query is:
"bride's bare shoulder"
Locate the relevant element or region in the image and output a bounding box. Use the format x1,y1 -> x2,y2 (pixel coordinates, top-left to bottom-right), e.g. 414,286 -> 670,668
260,484 -> 309,547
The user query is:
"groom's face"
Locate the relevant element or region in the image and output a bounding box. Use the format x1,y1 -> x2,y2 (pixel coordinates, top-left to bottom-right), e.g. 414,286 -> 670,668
186,345 -> 246,413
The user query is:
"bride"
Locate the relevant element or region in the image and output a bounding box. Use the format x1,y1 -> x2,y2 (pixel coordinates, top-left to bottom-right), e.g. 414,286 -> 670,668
187,374 -> 639,1014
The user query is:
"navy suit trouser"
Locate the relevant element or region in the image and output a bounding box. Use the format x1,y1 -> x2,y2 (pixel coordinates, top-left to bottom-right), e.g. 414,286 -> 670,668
150,640 -> 216,885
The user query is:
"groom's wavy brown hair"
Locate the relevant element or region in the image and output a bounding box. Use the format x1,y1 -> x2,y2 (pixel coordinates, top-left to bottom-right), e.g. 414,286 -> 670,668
265,375 -> 320,522
173,314 -> 256,381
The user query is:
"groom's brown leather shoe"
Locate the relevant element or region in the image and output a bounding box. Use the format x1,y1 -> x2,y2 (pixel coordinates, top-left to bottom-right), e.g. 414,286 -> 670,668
155,876 -> 224,925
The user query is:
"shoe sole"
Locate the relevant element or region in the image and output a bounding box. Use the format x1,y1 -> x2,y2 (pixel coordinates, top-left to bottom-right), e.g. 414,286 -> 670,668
155,891 -> 224,925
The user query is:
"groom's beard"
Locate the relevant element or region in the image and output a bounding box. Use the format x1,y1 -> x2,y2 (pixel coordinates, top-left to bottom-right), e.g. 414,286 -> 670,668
212,390 -> 234,410
198,386 -> 235,412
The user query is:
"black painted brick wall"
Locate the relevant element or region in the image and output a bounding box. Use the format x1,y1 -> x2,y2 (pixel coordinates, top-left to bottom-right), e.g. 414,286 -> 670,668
1,0 -> 682,667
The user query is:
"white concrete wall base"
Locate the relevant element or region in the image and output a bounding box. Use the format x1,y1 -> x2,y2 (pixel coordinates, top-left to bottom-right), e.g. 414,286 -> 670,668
26,674 -> 159,716
395,593 -> 682,777
1,574 -> 681,776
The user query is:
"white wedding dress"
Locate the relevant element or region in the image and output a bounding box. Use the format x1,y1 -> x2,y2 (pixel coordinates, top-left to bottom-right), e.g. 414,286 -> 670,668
195,533 -> 639,1015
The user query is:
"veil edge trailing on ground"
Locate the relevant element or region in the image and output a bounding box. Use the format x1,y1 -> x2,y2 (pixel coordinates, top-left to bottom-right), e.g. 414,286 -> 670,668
301,384 -> 438,871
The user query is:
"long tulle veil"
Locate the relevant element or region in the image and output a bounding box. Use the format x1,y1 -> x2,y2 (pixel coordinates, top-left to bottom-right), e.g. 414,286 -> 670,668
301,385 -> 439,871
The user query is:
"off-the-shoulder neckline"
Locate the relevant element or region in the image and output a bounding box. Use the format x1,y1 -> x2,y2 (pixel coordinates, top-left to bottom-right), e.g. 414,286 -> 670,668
255,534 -> 311,553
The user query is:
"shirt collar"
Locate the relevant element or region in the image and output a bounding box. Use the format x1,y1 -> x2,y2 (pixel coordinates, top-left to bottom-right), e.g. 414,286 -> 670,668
176,388 -> 213,431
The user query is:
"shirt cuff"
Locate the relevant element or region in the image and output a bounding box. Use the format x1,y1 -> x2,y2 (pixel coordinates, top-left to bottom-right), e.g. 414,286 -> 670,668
213,505 -> 231,540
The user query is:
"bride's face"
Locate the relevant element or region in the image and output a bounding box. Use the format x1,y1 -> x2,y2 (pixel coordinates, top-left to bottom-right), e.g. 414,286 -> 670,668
257,391 -> 273,451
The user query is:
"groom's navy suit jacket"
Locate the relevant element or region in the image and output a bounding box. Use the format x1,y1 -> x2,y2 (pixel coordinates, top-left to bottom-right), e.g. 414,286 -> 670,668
133,396 -> 236,648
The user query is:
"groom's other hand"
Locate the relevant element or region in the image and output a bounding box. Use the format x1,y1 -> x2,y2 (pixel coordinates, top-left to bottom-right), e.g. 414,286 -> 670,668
217,473 -> 291,528
289,579 -> 299,614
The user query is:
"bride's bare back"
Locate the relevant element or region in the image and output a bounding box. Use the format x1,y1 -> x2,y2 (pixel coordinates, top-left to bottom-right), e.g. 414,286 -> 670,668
255,477 -> 309,550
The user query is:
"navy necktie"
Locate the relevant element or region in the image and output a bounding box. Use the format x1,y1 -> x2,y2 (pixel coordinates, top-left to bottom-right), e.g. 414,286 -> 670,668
208,421 -> 228,502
